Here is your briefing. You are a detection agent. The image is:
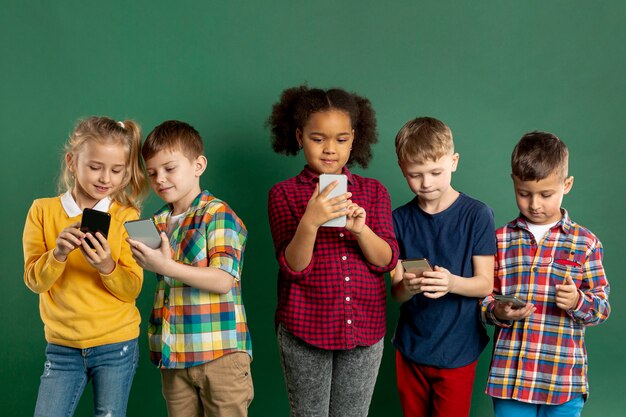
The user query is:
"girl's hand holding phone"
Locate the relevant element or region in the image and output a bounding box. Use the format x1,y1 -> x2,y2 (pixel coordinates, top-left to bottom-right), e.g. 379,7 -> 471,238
80,231 -> 115,275
53,222 -> 85,262
302,183 -> 352,229
345,203 -> 366,235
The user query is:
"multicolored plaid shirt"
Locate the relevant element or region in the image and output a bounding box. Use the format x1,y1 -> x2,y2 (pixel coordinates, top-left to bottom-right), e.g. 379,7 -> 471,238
268,166 -> 399,350
482,210 -> 610,404
148,190 -> 251,369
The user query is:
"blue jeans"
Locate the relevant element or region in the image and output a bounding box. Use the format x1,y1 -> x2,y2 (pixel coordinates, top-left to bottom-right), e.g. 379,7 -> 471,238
34,339 -> 139,417
493,396 -> 584,417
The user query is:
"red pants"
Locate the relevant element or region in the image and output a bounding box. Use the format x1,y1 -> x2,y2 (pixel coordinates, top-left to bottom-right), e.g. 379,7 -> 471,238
396,351 -> 477,417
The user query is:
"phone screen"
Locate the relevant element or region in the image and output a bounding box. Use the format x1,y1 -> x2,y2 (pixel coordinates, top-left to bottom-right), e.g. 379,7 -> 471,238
80,208 -> 111,248
124,218 -> 162,249
318,173 -> 348,228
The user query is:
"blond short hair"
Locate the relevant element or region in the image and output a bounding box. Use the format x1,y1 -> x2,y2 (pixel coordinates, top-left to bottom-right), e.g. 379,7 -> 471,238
395,117 -> 454,164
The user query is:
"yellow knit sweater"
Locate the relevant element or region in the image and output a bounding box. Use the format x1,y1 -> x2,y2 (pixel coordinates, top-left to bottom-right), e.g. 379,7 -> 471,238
23,196 -> 143,348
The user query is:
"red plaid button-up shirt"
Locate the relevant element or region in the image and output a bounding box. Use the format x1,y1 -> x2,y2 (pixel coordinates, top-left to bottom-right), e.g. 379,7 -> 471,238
482,210 -> 610,404
268,166 -> 398,350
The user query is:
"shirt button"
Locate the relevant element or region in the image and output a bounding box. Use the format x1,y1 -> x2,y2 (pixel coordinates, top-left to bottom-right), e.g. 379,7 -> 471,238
347,320 -> 352,325
345,276 -> 350,282
532,267 -> 537,272
339,233 -> 344,238
346,297 -> 351,302
341,256 -> 347,261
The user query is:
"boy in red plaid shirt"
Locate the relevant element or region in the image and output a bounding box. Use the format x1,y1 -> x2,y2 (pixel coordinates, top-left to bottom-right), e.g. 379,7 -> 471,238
482,131 -> 610,417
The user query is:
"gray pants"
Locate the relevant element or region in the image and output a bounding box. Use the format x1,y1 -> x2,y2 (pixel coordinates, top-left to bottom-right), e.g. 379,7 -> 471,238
277,324 -> 384,417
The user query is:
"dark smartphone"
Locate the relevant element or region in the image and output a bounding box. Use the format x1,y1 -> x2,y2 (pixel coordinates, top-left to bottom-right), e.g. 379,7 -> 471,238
494,294 -> 526,309
80,208 -> 111,248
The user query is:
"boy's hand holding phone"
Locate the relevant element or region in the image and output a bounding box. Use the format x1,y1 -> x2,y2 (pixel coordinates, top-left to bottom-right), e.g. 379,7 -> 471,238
127,232 -> 171,275
400,259 -> 432,296
493,297 -> 535,322
419,266 -> 456,299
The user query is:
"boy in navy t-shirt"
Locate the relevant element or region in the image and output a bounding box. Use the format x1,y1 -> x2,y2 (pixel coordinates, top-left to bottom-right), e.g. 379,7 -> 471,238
391,117 -> 496,417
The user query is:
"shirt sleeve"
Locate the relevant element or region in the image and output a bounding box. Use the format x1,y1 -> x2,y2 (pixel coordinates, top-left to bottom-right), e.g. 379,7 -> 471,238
363,181 -> 399,273
267,183 -> 315,280
100,207 -> 143,302
206,202 -> 248,280
481,248 -> 512,327
23,201 -> 67,293
473,204 -> 497,256
567,239 -> 610,325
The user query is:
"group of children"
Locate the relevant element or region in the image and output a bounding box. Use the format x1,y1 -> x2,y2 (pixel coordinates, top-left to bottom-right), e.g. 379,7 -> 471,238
23,85 -> 610,417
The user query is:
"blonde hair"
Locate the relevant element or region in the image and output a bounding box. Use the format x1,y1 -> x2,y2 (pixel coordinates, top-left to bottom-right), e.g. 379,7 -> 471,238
58,116 -> 148,210
395,117 -> 454,164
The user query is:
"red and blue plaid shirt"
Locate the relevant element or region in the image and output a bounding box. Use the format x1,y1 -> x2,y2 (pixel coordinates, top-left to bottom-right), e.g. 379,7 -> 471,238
482,210 -> 610,404
268,166 -> 399,350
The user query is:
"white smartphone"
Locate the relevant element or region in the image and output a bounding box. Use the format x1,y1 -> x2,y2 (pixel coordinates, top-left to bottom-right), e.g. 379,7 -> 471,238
319,173 -> 348,227
124,218 -> 162,249
401,258 -> 433,276
493,294 -> 526,309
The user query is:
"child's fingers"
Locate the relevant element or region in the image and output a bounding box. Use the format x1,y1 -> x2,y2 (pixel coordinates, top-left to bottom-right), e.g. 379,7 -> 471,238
328,192 -> 352,205
318,180 -> 338,198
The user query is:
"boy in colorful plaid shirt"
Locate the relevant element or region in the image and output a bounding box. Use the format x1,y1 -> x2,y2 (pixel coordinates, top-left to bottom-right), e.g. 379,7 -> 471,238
482,131 -> 610,417
128,120 -> 253,417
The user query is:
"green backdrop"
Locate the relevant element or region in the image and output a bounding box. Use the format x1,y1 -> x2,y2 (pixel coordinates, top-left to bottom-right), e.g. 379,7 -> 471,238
2,1 -> 625,416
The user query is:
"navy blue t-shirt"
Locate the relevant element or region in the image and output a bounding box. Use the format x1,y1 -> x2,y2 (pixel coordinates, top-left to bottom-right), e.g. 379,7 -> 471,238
392,193 -> 496,368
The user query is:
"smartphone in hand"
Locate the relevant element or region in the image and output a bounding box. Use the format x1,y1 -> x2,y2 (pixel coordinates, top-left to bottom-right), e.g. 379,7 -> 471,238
494,294 -> 526,309
124,218 -> 162,249
80,208 -> 111,249
319,173 -> 348,228
401,258 -> 433,276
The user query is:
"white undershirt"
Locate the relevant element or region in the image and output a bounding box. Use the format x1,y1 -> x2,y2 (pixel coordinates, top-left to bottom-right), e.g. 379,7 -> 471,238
527,220 -> 558,242
167,212 -> 185,236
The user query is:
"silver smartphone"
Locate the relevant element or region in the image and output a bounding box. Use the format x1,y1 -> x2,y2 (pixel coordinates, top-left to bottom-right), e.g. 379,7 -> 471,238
401,258 -> 433,275
493,294 -> 526,309
319,173 -> 348,228
124,218 -> 162,249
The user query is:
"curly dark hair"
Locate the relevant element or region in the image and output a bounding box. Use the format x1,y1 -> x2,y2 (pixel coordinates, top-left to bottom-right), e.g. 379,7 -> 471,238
266,84 -> 378,168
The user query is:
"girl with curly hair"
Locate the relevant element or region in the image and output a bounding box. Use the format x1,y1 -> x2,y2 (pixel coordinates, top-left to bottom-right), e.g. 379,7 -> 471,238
267,85 -> 399,417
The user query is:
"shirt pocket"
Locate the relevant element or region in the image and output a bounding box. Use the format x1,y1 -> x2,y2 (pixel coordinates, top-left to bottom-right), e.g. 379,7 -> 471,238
550,249 -> 585,285
177,228 -> 208,266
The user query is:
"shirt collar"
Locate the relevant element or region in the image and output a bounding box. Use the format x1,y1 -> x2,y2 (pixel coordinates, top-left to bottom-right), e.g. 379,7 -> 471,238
60,190 -> 111,217
296,165 -> 356,185
510,208 -> 572,234
154,190 -> 213,223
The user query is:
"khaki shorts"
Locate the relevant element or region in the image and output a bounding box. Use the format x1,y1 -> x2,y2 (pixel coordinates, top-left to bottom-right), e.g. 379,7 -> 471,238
161,352 -> 253,417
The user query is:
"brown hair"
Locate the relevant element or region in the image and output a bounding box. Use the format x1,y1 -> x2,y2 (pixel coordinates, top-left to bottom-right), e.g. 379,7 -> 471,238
511,131 -> 569,181
59,116 -> 147,210
395,117 -> 454,164
142,120 -> 204,162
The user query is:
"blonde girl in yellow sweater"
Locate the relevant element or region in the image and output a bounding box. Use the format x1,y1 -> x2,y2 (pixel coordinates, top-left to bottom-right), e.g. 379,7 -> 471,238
23,116 -> 148,417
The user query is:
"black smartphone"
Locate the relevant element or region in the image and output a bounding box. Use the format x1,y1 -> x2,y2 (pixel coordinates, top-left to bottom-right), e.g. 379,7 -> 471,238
80,208 -> 111,248
124,218 -> 162,249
